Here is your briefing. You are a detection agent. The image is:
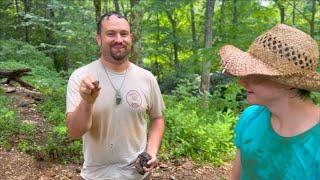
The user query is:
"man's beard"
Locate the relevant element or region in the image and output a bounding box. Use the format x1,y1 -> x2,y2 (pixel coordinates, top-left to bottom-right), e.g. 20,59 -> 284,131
110,47 -> 130,61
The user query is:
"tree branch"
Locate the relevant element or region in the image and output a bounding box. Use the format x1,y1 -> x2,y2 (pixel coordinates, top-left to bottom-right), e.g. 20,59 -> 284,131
286,1 -> 311,23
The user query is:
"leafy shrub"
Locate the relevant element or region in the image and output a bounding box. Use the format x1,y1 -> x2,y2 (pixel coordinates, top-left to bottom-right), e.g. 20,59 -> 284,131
162,95 -> 238,165
0,91 -> 36,151
0,39 -> 54,69
311,91 -> 320,105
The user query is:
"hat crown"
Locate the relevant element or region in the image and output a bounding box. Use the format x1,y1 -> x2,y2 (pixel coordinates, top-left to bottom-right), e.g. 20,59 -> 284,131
248,24 -> 319,74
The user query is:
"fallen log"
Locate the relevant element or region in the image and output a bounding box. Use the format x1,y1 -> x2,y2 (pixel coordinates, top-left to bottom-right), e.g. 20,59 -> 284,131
0,68 -> 35,90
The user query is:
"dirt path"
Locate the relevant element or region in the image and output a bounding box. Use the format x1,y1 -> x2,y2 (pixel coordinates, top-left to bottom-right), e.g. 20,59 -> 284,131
0,84 -> 231,180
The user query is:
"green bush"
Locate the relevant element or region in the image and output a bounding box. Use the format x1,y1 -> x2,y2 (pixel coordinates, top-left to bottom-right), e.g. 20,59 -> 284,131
0,39 -> 54,69
0,91 -> 36,151
162,95 -> 238,165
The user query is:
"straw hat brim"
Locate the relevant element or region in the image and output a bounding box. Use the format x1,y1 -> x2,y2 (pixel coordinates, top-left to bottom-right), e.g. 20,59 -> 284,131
220,45 -> 282,76
219,45 -> 320,91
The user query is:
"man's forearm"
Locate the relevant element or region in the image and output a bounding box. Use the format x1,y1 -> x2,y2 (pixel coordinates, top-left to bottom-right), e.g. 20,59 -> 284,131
67,100 -> 94,139
146,117 -> 165,156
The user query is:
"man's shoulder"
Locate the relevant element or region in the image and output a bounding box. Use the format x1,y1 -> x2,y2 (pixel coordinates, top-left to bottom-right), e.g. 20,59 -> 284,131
130,63 -> 154,78
69,60 -> 100,80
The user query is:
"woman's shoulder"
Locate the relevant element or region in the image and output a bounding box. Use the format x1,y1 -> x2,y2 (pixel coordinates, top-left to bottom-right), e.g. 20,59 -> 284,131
236,105 -> 270,132
241,105 -> 269,119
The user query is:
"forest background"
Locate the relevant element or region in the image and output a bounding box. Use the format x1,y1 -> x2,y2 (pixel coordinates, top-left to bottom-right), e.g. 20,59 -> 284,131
0,0 -> 319,168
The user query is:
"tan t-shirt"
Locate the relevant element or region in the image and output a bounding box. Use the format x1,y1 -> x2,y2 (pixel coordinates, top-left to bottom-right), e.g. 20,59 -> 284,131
66,60 -> 165,180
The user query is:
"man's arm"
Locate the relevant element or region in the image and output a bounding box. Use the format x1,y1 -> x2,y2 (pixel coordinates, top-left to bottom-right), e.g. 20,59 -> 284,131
139,116 -> 164,173
66,100 -> 94,139
66,76 -> 100,139
228,149 -> 241,180
146,116 -> 165,156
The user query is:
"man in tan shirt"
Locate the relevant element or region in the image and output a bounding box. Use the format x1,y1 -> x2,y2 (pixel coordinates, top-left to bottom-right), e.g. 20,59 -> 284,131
66,12 -> 165,180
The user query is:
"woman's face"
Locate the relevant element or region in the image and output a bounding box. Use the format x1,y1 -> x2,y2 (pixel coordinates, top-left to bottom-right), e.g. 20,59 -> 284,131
238,75 -> 291,106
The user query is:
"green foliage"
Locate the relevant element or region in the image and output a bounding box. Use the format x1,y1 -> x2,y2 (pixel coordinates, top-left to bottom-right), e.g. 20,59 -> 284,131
160,71 -> 200,95
0,98 -> 17,150
1,0 -> 319,166
17,140 -> 32,153
18,123 -> 36,137
0,39 -> 54,69
0,59 -> 78,162
162,95 -> 238,165
0,91 -> 36,151
311,92 -> 320,105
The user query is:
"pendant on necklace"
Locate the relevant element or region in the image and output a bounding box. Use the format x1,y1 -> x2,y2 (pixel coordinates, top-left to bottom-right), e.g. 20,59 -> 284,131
115,91 -> 122,105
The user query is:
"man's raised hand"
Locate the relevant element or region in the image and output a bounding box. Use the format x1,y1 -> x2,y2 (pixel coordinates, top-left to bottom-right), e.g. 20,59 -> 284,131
79,76 -> 101,104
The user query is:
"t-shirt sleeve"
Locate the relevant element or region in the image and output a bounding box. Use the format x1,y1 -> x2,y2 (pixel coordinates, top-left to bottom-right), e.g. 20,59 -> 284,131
66,74 -> 81,114
148,74 -> 165,119
234,105 -> 260,149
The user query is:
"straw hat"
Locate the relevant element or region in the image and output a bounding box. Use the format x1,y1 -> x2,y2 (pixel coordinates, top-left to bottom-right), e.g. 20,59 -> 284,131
219,24 -> 320,91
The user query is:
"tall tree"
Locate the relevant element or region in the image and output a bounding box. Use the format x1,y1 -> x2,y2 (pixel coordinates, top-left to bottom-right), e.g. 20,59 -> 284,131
129,0 -> 144,65
219,0 -> 225,38
23,0 -> 31,42
15,0 -> 19,13
287,0 -> 317,37
113,0 -> 120,13
292,0 -> 296,25
166,10 -> 179,68
232,0 -> 238,39
200,0 -> 215,93
44,2 -> 58,69
154,12 -> 161,78
310,0 -> 316,37
190,0 -> 197,53
102,0 -> 109,13
93,0 -> 101,22
274,0 -> 285,23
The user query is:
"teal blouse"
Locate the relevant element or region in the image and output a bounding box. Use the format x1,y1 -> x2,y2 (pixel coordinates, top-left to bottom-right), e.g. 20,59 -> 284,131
235,105 -> 320,180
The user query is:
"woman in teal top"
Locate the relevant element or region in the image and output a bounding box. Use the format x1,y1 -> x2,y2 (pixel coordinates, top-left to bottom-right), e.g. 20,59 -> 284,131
219,24 -> 320,179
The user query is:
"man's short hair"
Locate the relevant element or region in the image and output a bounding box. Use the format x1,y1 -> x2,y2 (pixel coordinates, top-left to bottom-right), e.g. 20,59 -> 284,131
96,12 -> 128,34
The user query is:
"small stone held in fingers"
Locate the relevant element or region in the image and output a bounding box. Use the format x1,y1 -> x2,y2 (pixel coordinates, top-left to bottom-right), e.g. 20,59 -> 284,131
92,80 -> 99,88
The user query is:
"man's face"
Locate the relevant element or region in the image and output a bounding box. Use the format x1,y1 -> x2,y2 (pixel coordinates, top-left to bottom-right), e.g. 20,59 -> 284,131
96,15 -> 132,63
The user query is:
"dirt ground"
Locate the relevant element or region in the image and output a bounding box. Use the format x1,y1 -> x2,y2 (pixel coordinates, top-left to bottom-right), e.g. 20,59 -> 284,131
0,84 -> 231,180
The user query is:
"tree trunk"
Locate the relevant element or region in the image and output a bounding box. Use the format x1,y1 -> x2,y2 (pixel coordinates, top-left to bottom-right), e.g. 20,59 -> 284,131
15,0 -> 19,13
23,0 -> 31,42
93,0 -> 101,22
154,13 -> 161,78
219,0 -> 225,38
190,0 -> 197,53
200,0 -> 215,94
129,0 -> 144,65
0,68 -> 35,90
44,4 -> 59,71
113,0 -> 120,13
279,6 -> 285,23
274,0 -> 285,23
102,0 -> 108,13
166,11 -> 179,68
64,48 -> 71,71
232,0 -> 238,39
292,0 -> 296,25
310,0 -> 316,37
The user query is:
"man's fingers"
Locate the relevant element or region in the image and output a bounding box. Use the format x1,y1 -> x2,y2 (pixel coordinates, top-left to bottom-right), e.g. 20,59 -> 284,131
83,77 -> 95,89
91,87 -> 101,96
135,157 -> 145,175
143,159 -> 156,172
80,86 -> 92,95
